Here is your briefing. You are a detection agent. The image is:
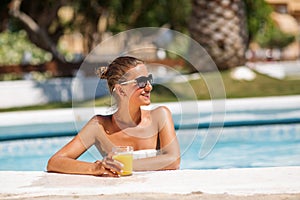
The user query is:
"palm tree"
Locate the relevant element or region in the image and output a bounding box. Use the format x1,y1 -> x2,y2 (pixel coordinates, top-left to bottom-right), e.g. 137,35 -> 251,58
189,0 -> 248,70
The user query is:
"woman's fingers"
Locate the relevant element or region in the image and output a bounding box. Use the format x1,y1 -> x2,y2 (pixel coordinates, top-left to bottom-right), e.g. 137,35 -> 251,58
101,168 -> 119,177
94,157 -> 124,177
94,160 -> 119,177
105,153 -> 124,169
102,157 -> 124,173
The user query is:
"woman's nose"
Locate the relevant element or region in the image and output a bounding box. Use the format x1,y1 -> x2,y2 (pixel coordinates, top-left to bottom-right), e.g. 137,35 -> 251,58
144,81 -> 152,91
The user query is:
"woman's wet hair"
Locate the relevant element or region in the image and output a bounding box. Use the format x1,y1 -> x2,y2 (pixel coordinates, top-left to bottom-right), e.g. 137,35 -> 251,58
96,56 -> 144,93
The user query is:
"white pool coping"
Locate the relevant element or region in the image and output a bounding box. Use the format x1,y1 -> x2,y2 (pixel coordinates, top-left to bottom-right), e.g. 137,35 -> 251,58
1,95 -> 300,127
0,167 -> 300,199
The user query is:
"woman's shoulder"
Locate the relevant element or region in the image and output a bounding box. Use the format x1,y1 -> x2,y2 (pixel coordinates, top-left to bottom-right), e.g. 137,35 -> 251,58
146,106 -> 174,128
151,105 -> 171,112
147,106 -> 172,117
89,114 -> 112,125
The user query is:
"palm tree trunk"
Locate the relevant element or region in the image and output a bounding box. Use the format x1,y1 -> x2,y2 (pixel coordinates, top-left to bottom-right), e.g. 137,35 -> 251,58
189,0 -> 248,70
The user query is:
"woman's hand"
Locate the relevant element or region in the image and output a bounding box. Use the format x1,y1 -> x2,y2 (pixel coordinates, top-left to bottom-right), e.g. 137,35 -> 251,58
93,156 -> 123,177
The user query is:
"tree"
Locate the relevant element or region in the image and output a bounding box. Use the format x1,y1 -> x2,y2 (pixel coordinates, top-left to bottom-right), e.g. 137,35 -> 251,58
3,0 -> 191,65
189,0 -> 248,70
245,0 -> 294,57
256,24 -> 295,60
189,0 -> 295,70
6,0 -> 110,63
8,0 -> 65,62
244,0 -> 273,42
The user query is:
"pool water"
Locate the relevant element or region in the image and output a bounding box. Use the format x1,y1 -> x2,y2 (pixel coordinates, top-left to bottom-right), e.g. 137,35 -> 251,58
179,124 -> 300,169
1,123 -> 299,171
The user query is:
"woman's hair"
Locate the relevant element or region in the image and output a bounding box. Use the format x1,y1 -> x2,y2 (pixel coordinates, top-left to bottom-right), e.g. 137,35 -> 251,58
96,56 -> 145,93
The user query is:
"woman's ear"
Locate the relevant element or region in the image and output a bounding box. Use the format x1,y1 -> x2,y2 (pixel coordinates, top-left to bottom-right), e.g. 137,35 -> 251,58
114,84 -> 126,96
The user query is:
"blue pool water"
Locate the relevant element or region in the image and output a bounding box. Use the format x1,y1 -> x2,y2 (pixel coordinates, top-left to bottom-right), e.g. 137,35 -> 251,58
1,100 -> 300,171
179,124 -> 300,169
0,123 -> 300,171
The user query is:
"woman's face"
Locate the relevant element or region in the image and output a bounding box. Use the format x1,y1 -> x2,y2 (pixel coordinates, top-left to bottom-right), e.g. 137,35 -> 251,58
120,64 -> 153,107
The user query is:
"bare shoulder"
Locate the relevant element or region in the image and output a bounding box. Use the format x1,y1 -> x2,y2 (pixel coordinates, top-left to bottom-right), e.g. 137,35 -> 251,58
78,115 -> 111,146
79,115 -> 110,137
151,106 -> 172,115
149,106 -> 173,122
89,115 -> 111,125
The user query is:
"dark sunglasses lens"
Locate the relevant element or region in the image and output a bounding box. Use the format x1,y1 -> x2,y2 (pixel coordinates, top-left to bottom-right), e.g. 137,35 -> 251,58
137,82 -> 147,88
137,78 -> 147,88
148,74 -> 153,83
137,75 -> 153,88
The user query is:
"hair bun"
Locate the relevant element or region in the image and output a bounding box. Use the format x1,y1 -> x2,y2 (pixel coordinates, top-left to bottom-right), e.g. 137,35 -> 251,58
96,66 -> 109,79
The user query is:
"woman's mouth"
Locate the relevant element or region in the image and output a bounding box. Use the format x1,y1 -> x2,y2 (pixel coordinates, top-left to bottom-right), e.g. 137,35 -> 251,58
141,93 -> 150,99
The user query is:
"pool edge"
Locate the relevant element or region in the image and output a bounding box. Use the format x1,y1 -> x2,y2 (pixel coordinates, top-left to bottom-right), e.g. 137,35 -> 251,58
1,166 -> 300,199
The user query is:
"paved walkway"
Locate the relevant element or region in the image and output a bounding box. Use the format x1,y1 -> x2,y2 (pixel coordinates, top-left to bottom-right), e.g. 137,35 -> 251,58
1,167 -> 300,199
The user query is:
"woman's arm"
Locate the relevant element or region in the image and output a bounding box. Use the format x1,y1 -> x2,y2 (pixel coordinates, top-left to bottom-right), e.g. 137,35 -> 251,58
133,106 -> 180,171
47,116 -> 121,176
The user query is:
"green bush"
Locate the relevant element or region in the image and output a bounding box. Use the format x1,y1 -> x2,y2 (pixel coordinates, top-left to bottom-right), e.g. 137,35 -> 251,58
0,30 -> 52,65
256,24 -> 295,50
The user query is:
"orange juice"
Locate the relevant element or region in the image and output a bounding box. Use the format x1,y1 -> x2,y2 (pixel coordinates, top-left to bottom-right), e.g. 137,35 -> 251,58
113,153 -> 133,176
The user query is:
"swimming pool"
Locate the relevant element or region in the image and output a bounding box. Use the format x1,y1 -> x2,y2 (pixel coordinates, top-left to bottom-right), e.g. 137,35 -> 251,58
1,97 -> 300,171
0,123 -> 300,171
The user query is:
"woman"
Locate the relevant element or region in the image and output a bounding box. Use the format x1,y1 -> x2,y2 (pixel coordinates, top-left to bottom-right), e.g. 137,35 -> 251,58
47,56 -> 180,177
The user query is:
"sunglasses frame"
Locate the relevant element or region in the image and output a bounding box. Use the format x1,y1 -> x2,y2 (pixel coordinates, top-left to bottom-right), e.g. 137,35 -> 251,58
119,74 -> 153,88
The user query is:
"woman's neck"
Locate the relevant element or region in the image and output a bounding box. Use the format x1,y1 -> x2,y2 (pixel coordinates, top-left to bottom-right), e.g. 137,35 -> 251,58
113,105 -> 142,129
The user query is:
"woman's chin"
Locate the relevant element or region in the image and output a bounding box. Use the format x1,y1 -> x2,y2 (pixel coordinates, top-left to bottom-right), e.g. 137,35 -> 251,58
141,100 -> 151,106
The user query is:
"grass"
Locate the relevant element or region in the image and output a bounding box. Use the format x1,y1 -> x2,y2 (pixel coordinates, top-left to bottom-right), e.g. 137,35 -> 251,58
224,71 -> 300,98
1,69 -> 300,112
199,70 -> 300,99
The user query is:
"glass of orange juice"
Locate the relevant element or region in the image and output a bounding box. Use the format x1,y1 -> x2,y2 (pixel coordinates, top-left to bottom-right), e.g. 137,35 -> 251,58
112,146 -> 133,176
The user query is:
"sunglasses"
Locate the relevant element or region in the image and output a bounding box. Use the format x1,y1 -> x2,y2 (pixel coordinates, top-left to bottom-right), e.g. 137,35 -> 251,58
119,74 -> 153,88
